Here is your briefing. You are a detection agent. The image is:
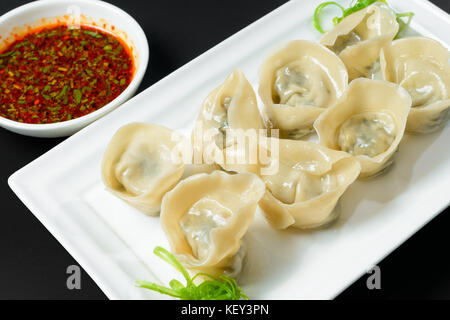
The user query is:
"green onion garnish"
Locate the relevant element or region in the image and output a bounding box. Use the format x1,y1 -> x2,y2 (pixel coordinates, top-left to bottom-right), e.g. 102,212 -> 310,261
395,11 -> 415,39
313,0 -> 414,38
313,1 -> 346,34
136,247 -> 249,300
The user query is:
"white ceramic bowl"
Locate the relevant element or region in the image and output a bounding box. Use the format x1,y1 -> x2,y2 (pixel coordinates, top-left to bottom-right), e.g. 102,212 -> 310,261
0,0 -> 149,138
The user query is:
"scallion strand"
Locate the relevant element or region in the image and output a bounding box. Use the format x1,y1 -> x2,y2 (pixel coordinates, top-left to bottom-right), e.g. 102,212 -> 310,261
313,0 -> 413,38
314,1 -> 346,33
136,247 -> 249,300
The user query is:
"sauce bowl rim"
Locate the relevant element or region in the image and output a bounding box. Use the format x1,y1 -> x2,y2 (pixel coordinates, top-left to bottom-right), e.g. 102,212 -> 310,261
0,0 -> 149,137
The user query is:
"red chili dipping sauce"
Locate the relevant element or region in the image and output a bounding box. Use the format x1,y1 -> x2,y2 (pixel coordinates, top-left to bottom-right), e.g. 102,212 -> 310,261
0,25 -> 134,124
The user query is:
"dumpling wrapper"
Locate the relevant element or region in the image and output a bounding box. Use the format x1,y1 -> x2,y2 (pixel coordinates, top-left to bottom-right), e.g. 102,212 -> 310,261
380,37 -> 450,134
320,2 -> 399,80
181,163 -> 222,180
254,139 -> 361,229
161,171 -> 265,276
192,69 -> 264,167
314,79 -> 411,178
258,40 -> 348,139
102,123 -> 185,216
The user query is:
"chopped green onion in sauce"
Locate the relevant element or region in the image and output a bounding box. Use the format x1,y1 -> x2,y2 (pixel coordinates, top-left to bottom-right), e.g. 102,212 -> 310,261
0,25 -> 134,124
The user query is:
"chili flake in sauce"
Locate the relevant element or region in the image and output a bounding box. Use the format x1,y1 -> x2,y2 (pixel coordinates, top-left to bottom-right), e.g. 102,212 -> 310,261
0,25 -> 134,124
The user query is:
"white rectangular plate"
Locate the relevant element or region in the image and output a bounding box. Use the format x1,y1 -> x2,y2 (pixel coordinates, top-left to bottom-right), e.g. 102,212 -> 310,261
8,0 -> 450,300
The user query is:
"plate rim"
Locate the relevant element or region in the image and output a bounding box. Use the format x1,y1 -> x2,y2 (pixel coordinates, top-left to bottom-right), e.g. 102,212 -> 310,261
8,0 -> 450,300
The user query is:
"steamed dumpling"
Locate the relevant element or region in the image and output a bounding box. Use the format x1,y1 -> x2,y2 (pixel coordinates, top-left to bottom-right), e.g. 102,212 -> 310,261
320,2 -> 399,80
160,171 -> 265,276
255,139 -> 360,229
102,123 -> 185,216
315,79 -> 411,178
220,135 -> 360,229
259,40 -> 348,139
192,70 -> 264,165
380,37 -> 450,134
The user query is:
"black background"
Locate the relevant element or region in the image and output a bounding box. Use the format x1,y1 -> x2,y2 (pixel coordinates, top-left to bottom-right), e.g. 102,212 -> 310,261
0,0 -> 449,300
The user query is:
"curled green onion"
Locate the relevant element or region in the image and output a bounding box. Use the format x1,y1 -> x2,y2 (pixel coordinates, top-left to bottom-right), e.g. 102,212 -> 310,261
136,247 -> 249,300
314,2 -> 346,34
313,0 -> 413,38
